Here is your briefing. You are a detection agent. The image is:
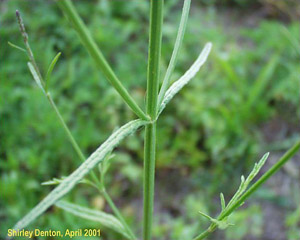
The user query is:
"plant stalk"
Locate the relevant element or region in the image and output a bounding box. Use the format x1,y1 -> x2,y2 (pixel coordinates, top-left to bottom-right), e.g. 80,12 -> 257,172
101,189 -> 136,240
143,1 -> 164,240
47,93 -> 86,161
193,139 -> 300,240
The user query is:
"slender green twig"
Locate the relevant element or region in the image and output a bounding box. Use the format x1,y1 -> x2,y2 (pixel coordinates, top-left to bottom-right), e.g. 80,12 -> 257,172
193,140 -> 300,240
157,0 -> 191,108
57,0 -> 149,121
46,93 -> 86,161
143,1 -> 164,240
101,189 -> 136,240
98,160 -> 136,240
16,11 -> 136,240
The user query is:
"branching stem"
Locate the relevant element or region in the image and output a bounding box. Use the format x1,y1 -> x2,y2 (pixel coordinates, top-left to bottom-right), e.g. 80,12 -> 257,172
14,3 -> 298,240
193,140 -> 300,240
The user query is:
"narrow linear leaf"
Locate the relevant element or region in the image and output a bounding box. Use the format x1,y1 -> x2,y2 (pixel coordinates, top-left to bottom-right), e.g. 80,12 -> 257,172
199,211 -> 214,222
41,177 -> 67,186
8,41 -> 26,52
12,119 -> 148,232
158,42 -> 212,116
45,52 -> 61,92
198,211 -> 233,230
226,152 -> 269,210
157,0 -> 191,107
193,143 -> 300,240
246,152 -> 269,183
42,177 -> 97,189
27,62 -> 46,94
55,201 -> 130,239
220,193 -> 225,211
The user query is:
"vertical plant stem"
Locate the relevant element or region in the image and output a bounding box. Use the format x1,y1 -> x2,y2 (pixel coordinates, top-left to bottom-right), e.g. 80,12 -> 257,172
143,1 -> 164,240
143,124 -> 157,240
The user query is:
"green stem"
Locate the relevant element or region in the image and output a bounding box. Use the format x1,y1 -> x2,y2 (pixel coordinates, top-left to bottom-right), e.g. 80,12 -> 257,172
143,123 -> 157,240
143,1 -> 164,240
46,93 -> 86,162
101,189 -> 136,240
193,140 -> 300,240
47,85 -> 101,188
57,0 -> 149,121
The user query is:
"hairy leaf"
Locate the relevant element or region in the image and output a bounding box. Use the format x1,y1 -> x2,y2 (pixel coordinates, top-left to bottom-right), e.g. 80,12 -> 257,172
158,42 -> 212,116
27,62 -> 45,94
41,177 -> 97,188
56,201 -> 130,238
12,119 -> 148,231
226,152 -> 269,209
157,0 -> 191,107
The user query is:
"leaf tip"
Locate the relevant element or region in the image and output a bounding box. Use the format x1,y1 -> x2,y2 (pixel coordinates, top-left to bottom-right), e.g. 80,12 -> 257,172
205,42 -> 213,52
241,175 -> 245,182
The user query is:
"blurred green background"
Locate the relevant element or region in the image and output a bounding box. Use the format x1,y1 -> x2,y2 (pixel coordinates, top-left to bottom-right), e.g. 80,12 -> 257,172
1,0 -> 300,239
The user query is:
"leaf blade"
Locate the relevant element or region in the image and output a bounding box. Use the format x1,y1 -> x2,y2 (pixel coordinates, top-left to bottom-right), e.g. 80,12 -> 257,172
226,152 -> 269,210
55,201 -> 130,239
27,62 -> 46,94
45,52 -> 61,92
12,119 -> 148,231
158,42 -> 212,116
8,41 -> 26,53
157,0 -> 191,108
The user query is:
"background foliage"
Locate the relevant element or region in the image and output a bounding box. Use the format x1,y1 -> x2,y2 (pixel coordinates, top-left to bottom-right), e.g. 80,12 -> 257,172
1,0 -> 299,239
